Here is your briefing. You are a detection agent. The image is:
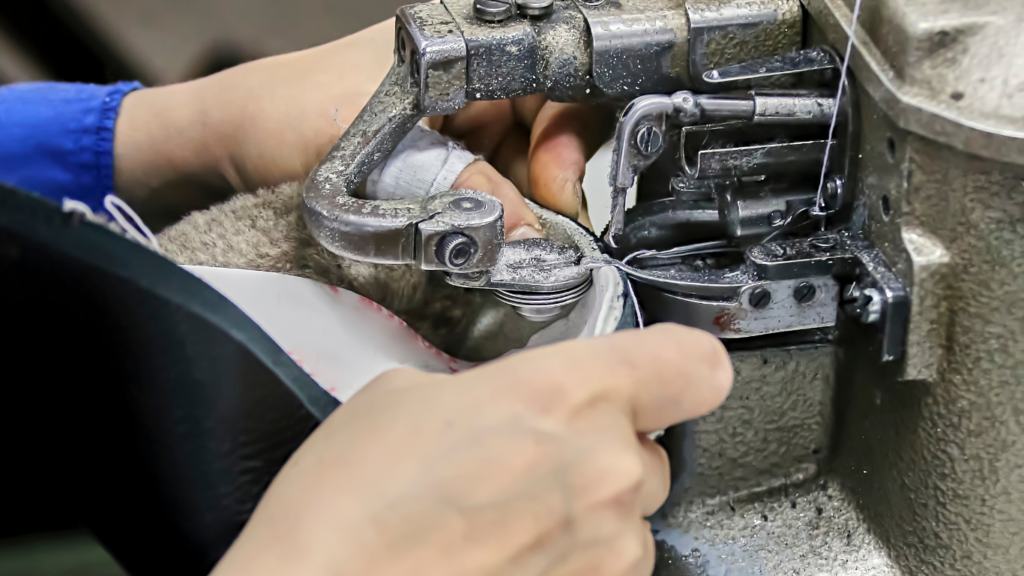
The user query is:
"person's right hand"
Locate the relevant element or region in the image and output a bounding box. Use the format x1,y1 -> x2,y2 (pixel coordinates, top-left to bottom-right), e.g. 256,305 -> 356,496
211,324 -> 732,576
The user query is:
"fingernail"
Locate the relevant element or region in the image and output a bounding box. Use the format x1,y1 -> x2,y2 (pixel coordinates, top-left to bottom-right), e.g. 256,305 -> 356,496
507,224 -> 544,241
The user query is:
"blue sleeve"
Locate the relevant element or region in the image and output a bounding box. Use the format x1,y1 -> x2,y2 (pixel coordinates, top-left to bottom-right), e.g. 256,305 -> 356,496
0,81 -> 145,213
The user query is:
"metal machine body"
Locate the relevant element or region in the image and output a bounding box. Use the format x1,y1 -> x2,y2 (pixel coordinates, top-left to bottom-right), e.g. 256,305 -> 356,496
304,0 -> 1024,575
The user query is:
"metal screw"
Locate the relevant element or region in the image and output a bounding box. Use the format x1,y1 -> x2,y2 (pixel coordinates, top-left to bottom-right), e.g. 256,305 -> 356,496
448,197 -> 487,214
794,282 -> 817,304
579,0 -> 605,5
474,0 -> 514,22
435,233 -> 478,269
517,0 -> 554,17
769,210 -> 785,227
635,125 -> 663,155
749,287 -> 772,310
824,176 -> 844,212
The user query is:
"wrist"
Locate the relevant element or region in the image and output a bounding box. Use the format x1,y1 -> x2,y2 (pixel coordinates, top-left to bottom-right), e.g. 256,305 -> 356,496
114,80 -> 236,228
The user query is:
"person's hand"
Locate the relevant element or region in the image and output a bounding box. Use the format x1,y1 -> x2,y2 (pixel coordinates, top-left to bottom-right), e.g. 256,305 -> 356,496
112,18 -> 610,236
113,19 -> 396,228
430,96 -> 614,230
211,324 -> 733,576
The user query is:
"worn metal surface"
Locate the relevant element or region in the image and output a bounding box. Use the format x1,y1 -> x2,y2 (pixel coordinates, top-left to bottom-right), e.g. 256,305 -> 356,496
687,0 -> 802,88
574,0 -> 692,97
899,221 -> 951,382
692,141 -> 829,180
444,0 -> 594,101
701,46 -> 838,87
679,345 -> 836,501
802,0 -> 1024,166
400,2 -> 468,115
656,478 -> 900,576
636,278 -> 838,338
833,121 -> 1024,576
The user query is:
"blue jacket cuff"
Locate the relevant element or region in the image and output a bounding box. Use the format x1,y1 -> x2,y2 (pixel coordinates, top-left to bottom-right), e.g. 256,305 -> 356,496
0,81 -> 146,214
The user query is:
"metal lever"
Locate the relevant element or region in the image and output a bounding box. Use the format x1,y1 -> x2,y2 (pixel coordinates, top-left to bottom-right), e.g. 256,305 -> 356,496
700,47 -> 839,88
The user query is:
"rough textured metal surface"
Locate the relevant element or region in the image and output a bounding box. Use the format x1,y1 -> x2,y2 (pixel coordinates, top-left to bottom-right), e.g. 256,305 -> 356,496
834,129 -> 1024,576
302,63 -> 425,261
687,0 -> 802,85
679,346 -> 834,501
575,0 -> 692,98
899,221 -> 951,382
802,0 -> 1024,165
656,479 -> 901,576
399,2 -> 468,115
536,2 -> 593,102
445,0 -> 542,99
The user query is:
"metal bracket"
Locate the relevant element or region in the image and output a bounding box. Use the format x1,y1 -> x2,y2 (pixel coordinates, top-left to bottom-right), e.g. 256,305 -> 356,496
701,47 -> 839,88
748,235 -> 910,361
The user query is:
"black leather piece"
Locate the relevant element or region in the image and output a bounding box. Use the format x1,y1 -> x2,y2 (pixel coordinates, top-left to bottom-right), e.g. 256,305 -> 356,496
0,185 -> 340,575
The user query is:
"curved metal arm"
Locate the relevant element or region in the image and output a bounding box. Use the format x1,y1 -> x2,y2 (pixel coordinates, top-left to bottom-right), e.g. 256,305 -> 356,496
302,3 -> 503,271
605,95 -> 678,246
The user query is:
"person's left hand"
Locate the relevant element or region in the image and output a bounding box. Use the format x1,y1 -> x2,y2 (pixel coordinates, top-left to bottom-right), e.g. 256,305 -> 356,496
113,18 -> 612,234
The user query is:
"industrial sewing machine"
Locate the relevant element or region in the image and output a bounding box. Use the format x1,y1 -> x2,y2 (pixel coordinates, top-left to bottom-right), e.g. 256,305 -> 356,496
301,1 -> 1024,575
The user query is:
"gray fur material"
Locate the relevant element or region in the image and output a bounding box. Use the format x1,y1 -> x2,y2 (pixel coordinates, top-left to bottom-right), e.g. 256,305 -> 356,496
158,182 -> 538,360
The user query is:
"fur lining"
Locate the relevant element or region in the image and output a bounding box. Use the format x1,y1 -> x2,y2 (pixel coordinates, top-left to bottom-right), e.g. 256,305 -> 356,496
157,182 -> 539,360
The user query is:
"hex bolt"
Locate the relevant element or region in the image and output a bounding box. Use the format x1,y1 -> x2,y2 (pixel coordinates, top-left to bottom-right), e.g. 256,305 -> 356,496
474,0 -> 514,22
824,176 -> 844,212
435,233 -> 478,269
793,282 -> 817,304
517,0 -> 554,17
749,287 -> 772,310
769,210 -> 785,227
635,124 -> 663,155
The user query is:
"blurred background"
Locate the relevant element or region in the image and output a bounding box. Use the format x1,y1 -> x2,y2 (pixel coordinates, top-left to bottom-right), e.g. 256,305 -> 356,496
0,0 -> 409,86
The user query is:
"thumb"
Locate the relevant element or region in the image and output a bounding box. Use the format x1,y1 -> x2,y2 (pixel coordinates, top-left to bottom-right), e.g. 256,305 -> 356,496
528,102 -> 613,221
471,324 -> 734,433
453,161 -> 544,241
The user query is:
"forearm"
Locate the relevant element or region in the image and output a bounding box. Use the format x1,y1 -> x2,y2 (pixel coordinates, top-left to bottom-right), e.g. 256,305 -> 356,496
111,18 -> 395,228
113,82 -> 236,229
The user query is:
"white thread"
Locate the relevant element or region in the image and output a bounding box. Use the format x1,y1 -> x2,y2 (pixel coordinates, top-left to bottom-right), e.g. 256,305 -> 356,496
103,194 -> 160,251
62,198 -> 96,219
815,0 -> 865,215
627,278 -> 644,329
